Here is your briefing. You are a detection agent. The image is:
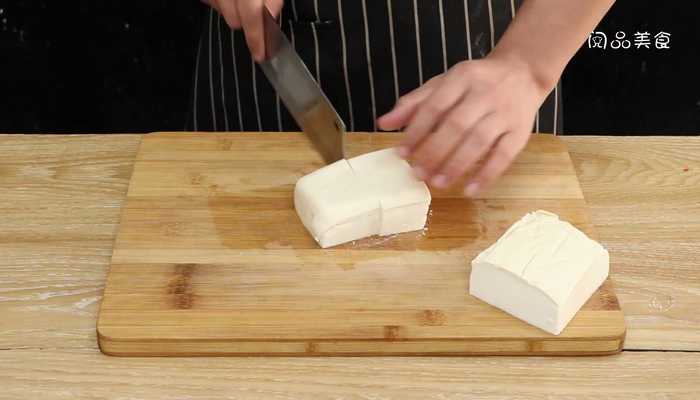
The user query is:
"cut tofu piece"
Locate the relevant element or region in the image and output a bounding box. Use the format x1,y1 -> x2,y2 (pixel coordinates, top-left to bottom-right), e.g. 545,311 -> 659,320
294,148 -> 431,248
469,210 -> 609,335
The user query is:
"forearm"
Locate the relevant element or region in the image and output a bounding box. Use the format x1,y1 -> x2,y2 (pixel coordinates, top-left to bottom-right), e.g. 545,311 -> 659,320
489,0 -> 615,94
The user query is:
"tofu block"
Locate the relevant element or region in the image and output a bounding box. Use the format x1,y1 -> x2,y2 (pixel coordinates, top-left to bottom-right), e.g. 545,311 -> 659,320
469,210 -> 609,335
294,148 -> 431,248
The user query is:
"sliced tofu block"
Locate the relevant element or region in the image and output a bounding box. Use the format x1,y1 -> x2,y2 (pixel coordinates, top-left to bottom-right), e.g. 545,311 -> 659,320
469,210 -> 609,335
294,148 -> 431,248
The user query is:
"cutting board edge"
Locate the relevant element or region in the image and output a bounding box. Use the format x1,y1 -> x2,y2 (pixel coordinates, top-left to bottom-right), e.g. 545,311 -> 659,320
97,331 -> 626,357
96,310 -> 626,357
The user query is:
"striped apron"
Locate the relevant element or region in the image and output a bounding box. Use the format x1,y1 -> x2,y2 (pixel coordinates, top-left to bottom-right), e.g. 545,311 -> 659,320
188,0 -> 563,134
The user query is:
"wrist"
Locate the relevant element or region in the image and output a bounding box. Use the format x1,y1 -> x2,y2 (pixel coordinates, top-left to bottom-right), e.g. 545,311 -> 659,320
486,49 -> 558,99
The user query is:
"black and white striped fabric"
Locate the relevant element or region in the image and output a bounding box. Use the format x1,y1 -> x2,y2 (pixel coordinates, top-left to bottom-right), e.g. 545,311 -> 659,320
187,0 -> 563,134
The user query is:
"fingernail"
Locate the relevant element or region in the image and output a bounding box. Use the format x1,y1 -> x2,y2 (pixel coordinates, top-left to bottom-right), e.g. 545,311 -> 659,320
413,166 -> 427,180
431,174 -> 448,188
397,146 -> 410,158
464,182 -> 480,198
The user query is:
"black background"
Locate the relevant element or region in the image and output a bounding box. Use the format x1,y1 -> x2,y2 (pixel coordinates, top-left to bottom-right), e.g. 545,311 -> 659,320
0,0 -> 698,134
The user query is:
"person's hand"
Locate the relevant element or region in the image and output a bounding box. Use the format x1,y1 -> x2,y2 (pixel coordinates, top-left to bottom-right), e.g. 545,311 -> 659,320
202,0 -> 284,61
377,55 -> 549,197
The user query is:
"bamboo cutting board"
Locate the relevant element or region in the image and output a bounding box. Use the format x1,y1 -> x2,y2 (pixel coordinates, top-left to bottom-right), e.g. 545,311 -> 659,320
97,132 -> 626,356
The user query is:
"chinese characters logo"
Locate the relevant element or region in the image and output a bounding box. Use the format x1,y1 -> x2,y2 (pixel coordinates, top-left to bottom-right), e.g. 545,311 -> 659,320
588,31 -> 671,50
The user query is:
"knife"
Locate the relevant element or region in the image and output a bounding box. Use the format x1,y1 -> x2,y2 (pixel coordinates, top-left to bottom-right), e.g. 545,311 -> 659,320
259,7 -> 346,164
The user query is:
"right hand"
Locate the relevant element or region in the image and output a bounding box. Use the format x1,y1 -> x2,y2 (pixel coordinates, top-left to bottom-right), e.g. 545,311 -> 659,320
201,0 -> 284,62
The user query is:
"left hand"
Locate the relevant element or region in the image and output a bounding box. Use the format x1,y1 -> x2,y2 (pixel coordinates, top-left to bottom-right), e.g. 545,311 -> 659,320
377,55 -> 549,197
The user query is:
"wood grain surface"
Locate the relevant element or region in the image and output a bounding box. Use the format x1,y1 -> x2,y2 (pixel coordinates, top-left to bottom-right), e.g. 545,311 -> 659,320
565,136 -> 700,351
1,133 -> 698,397
1,350 -> 698,399
97,133 -> 624,356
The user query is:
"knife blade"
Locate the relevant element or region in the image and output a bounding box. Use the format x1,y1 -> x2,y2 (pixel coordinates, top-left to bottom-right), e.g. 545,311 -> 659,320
259,7 -> 346,164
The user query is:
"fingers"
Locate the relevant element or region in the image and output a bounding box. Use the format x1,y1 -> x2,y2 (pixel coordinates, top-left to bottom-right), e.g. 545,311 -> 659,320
376,76 -> 441,134
237,0 -> 266,61
465,130 -> 530,197
409,92 -> 491,180
218,0 -> 281,60
266,0 -> 284,18
399,67 -> 471,158
217,1 -> 242,29
431,112 -> 508,189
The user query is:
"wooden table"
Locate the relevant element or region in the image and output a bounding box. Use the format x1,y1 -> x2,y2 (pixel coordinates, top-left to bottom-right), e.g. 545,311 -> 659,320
1,134 -> 698,399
